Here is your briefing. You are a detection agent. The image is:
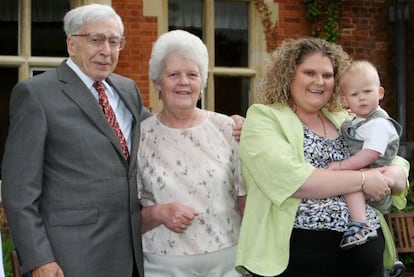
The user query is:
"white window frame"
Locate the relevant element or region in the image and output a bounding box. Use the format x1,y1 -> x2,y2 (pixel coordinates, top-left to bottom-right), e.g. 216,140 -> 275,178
0,0 -> 111,82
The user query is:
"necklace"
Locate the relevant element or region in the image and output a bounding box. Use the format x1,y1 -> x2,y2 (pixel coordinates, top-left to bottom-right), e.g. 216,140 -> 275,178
318,112 -> 327,137
296,111 -> 327,137
158,109 -> 199,128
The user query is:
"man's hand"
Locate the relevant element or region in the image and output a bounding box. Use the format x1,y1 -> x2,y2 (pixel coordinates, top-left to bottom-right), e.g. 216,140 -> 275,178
32,262 -> 64,277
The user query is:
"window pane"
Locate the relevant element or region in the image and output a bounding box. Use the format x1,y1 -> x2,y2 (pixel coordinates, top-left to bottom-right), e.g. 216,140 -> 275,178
31,67 -> 54,77
215,1 -> 248,67
214,76 -> 249,116
168,0 -> 203,38
0,67 -> 18,174
32,0 -> 70,57
0,0 -> 18,55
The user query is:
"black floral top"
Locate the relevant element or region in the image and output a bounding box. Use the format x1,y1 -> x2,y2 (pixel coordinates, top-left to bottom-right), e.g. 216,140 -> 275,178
293,125 -> 380,232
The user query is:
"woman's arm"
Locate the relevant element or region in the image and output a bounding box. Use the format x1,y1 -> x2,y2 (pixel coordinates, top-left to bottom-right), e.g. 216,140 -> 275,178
292,168 -> 391,201
241,105 -> 409,206
295,157 -> 409,200
240,105 -> 393,205
141,203 -> 199,234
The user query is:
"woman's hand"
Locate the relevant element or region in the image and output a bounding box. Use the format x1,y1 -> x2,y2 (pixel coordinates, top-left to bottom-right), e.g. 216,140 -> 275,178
362,169 -> 393,201
141,203 -> 199,233
237,195 -> 247,216
158,203 -> 199,233
230,115 -> 245,141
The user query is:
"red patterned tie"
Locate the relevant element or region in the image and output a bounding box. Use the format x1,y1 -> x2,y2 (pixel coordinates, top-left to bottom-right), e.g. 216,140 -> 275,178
93,81 -> 129,160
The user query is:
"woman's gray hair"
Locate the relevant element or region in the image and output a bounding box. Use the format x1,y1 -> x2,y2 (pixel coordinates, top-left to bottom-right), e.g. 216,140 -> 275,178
63,4 -> 124,36
149,30 -> 209,89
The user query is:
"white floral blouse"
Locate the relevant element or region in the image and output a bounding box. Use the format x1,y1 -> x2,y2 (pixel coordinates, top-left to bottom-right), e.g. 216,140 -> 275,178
138,111 -> 246,256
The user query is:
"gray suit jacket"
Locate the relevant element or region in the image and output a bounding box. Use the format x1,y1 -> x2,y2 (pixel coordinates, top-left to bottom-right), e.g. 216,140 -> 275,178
1,61 -> 149,276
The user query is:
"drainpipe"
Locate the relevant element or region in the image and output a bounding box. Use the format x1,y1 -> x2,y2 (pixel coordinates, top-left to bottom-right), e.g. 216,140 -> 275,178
389,0 -> 410,159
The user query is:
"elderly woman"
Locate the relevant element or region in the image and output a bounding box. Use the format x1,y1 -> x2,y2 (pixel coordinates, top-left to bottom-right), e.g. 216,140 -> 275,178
138,30 -> 246,277
235,37 -> 409,277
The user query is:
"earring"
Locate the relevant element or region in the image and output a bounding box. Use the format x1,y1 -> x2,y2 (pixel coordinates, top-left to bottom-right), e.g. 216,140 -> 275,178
158,91 -> 162,99
198,92 -> 202,100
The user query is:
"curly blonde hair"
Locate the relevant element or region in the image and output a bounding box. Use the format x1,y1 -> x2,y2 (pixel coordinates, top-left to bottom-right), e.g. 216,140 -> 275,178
256,37 -> 351,112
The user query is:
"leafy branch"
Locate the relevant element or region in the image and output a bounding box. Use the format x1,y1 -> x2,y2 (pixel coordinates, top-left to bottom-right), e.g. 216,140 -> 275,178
303,0 -> 344,42
253,0 -> 279,52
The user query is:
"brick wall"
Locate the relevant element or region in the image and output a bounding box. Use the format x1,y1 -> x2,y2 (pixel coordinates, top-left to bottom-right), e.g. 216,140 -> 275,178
340,1 -> 396,117
112,0 -> 158,108
271,0 -> 311,46
272,0 -> 397,115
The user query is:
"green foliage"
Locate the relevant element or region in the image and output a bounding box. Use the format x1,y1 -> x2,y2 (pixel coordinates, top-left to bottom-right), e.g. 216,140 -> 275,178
303,0 -> 323,19
303,0 -> 344,43
403,185 -> 414,212
1,229 -> 14,277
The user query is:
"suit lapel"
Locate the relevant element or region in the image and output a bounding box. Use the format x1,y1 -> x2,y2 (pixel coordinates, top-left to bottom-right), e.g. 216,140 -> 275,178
57,62 -> 127,161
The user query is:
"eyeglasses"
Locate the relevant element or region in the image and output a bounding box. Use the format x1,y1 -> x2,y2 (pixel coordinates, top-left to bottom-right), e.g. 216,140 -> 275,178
71,32 -> 126,51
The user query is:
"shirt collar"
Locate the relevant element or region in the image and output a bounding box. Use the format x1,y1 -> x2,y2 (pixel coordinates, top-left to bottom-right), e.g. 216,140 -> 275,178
66,58 -> 110,91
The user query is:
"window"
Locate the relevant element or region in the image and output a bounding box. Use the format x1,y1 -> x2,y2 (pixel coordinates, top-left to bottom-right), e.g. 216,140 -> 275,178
168,0 -> 254,116
32,0 -> 70,57
0,68 -> 17,170
0,1 -> 18,55
0,0 -> 74,170
214,0 -> 248,67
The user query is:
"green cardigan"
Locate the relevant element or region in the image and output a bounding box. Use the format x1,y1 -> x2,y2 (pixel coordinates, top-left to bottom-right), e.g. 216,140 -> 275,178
235,104 -> 409,276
